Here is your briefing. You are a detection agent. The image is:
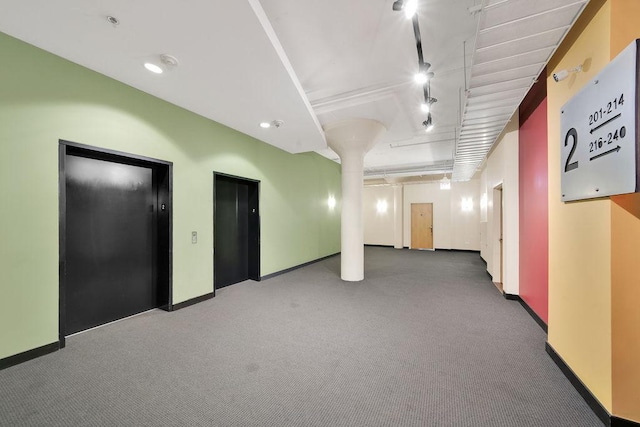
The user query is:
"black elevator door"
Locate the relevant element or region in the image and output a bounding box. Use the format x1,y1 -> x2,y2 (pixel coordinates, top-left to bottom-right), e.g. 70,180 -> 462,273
65,155 -> 155,334
215,177 -> 250,288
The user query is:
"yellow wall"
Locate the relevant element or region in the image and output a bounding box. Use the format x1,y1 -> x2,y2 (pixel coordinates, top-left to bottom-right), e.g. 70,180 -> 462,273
609,0 -> 640,422
546,0 -> 613,411
610,0 -> 640,56
611,197 -> 640,422
547,0 -> 640,420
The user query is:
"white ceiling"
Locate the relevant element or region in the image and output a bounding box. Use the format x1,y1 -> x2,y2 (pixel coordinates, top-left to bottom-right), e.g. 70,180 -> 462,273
0,0 -> 589,180
0,0 -> 326,153
261,0 -> 479,178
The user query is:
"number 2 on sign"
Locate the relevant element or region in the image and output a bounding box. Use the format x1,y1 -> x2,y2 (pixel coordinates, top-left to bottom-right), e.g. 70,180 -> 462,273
564,128 -> 579,172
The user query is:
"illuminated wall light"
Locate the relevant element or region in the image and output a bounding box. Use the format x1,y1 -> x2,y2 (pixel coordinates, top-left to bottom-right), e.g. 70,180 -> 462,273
440,176 -> 451,190
328,195 -> 336,210
376,199 -> 388,214
461,197 -> 473,212
480,193 -> 488,210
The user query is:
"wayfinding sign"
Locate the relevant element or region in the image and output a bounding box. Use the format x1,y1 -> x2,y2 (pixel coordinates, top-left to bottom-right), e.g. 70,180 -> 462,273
560,39 -> 639,202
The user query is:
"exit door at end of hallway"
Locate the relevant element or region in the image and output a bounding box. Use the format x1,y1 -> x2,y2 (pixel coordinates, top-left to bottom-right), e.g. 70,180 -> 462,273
411,203 -> 433,249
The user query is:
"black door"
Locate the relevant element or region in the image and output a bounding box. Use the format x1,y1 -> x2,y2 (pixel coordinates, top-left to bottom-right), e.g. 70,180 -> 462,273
63,151 -> 165,335
214,174 -> 260,289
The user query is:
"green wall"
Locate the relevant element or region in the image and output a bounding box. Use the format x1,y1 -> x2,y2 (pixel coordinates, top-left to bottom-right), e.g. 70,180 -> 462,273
0,32 -> 341,360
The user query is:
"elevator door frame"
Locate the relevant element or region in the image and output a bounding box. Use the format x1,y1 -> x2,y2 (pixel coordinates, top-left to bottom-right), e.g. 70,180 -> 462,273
58,140 -> 173,348
213,172 -> 261,294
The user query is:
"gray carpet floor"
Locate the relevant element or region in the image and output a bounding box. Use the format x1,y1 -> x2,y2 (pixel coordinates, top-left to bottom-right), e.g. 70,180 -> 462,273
1,247 -> 603,426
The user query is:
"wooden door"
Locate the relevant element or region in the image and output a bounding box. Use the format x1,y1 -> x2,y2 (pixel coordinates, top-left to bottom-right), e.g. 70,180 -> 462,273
411,203 -> 433,249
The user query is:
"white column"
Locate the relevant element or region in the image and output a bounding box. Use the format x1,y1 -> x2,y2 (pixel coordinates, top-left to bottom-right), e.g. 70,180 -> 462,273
325,119 -> 386,281
393,184 -> 404,249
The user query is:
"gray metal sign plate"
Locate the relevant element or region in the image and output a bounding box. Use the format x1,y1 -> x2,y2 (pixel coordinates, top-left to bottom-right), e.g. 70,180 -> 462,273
560,40 -> 639,202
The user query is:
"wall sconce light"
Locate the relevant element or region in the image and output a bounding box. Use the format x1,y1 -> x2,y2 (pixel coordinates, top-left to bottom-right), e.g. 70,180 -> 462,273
376,199 -> 388,214
440,175 -> 451,190
553,64 -> 582,82
480,193 -> 488,210
328,195 -> 336,210
461,197 -> 473,212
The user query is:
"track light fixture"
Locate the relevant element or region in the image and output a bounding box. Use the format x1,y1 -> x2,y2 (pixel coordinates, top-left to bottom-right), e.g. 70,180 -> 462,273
421,97 -> 437,113
414,73 -> 428,84
392,0 -> 417,18
414,64 -> 433,84
393,1 -> 438,135
423,113 -> 434,132
403,0 -> 418,18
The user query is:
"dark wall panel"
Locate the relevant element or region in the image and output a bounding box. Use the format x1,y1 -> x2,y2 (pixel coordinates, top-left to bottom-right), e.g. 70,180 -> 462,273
215,177 -> 247,287
65,155 -> 156,334
214,175 -> 259,289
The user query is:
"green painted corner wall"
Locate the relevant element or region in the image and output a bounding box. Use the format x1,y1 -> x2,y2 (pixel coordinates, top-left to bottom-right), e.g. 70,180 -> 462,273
0,32 -> 341,360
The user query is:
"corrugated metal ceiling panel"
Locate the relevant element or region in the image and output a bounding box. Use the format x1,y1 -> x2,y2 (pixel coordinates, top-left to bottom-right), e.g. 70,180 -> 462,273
453,0 -> 590,181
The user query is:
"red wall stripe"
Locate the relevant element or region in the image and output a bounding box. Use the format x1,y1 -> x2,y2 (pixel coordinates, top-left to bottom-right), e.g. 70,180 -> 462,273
519,94 -> 549,324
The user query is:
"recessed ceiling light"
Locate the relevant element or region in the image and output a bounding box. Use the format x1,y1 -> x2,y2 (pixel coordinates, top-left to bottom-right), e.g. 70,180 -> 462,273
421,103 -> 430,113
144,63 -> 163,74
260,120 -> 285,129
106,16 -> 120,26
160,54 -> 179,68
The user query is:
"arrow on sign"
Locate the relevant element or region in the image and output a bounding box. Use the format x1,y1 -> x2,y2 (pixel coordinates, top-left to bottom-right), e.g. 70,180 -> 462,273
590,145 -> 621,161
590,113 -> 621,134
